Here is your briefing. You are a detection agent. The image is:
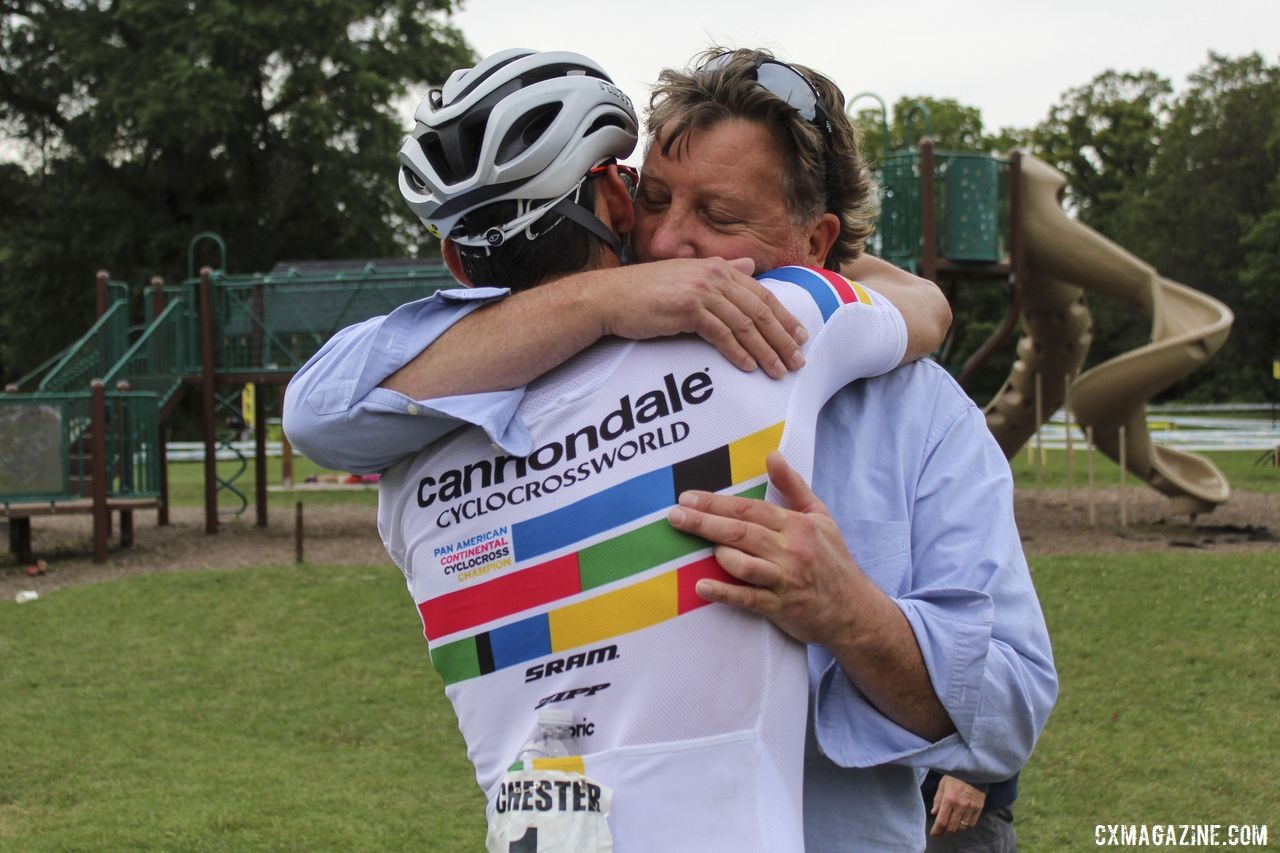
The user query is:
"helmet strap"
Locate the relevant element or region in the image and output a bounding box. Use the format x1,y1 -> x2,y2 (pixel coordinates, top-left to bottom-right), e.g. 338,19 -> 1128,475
547,196 -> 624,260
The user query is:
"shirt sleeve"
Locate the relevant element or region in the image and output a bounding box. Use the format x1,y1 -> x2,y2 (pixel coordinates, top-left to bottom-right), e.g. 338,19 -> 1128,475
282,286 -> 532,473
761,266 -> 908,379
810,402 -> 1058,782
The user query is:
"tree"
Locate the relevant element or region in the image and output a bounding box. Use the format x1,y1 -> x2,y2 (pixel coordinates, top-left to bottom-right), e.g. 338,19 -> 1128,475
853,96 -> 1005,170
1026,55 -> 1280,400
1144,53 -> 1280,399
0,0 -> 472,380
1030,69 -> 1172,246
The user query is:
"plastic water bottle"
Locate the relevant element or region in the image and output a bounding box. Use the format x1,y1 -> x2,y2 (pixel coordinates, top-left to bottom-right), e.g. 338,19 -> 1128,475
517,708 -> 574,763
489,707 -> 611,852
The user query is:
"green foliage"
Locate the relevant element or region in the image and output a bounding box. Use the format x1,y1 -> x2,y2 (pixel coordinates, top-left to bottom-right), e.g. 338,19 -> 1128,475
855,95 -> 1007,172
1030,70 -> 1173,238
1026,54 -> 1280,400
0,0 -> 471,381
1143,54 -> 1280,399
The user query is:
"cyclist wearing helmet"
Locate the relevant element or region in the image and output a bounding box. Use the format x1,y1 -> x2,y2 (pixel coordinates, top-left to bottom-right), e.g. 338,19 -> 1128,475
397,49 -> 640,290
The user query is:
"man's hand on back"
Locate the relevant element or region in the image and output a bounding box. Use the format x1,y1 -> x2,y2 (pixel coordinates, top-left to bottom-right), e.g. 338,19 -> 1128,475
667,451 -> 957,741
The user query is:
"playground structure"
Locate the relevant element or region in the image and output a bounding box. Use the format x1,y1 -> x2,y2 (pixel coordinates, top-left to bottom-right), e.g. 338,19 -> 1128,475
1,234 -> 455,562
0,121 -> 1242,562
866,99 -> 1234,515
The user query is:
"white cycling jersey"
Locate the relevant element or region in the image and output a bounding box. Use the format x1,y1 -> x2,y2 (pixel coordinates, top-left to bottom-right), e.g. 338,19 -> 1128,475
378,266 -> 907,852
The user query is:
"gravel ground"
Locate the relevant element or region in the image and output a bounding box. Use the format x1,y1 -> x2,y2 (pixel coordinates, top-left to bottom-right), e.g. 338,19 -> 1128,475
2,487 -> 1277,599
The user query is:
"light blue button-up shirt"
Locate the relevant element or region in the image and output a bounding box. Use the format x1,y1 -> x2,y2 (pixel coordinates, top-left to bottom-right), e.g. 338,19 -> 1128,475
283,288 -> 1057,852
284,287 -> 533,472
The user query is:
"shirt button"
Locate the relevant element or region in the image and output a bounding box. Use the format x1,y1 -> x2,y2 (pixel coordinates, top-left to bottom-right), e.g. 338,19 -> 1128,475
406,404 -> 420,415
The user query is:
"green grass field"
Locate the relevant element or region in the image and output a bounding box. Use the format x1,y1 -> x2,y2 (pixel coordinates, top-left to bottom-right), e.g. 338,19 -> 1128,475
0,565 -> 484,850
2,551 -> 1276,850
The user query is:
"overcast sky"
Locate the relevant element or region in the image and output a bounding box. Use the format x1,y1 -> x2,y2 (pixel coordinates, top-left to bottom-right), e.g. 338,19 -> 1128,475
447,0 -> 1279,140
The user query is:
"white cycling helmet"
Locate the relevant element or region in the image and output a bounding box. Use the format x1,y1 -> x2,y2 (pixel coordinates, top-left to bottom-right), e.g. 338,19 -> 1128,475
398,48 -> 638,252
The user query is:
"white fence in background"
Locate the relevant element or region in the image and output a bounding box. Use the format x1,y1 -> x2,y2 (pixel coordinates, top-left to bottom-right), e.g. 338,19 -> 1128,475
167,441 -> 284,462
1034,410 -> 1280,452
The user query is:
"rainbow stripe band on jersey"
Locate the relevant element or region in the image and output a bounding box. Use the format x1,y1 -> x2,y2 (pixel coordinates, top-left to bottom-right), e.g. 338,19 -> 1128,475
764,266 -> 871,320
424,468 -> 768,686
420,422 -> 782,642
510,421 -> 782,563
430,546 -> 753,686
428,474 -> 776,685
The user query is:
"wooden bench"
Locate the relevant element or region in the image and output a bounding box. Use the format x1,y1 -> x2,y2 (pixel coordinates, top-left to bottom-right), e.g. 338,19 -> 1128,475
4,497 -> 159,564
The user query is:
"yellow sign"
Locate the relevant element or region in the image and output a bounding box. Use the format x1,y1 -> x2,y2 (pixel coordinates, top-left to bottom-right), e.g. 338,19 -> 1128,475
1274,360 -> 1280,380
241,383 -> 255,428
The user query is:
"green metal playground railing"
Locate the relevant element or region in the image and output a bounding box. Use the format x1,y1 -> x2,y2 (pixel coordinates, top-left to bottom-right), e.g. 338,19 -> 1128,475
188,263 -> 456,373
103,390 -> 163,499
0,389 -> 161,505
102,297 -> 191,405
36,285 -> 131,392
9,342 -> 76,391
0,392 -> 90,502
878,150 -> 1011,271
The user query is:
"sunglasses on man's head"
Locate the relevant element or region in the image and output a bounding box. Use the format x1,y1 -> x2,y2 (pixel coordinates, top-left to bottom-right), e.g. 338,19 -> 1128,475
701,53 -> 835,145
700,52 -> 837,205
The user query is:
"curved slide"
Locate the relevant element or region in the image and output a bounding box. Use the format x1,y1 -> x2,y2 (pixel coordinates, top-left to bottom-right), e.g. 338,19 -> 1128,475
984,155 -> 1234,515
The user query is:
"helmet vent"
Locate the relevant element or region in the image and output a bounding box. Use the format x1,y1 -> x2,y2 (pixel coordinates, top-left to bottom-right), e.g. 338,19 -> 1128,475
419,110 -> 490,185
583,114 -> 627,137
495,103 -> 562,166
401,166 -> 427,192
419,133 -> 458,184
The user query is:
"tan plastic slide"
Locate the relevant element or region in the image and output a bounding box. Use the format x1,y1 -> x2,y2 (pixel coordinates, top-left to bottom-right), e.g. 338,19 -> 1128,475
984,155 -> 1234,515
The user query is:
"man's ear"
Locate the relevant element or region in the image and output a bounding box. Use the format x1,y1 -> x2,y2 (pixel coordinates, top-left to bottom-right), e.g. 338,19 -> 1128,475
806,213 -> 841,267
594,165 -> 636,237
441,238 -> 473,286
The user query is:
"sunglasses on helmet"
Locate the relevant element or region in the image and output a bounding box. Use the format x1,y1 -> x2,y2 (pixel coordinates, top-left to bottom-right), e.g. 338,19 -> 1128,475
588,162 -> 639,198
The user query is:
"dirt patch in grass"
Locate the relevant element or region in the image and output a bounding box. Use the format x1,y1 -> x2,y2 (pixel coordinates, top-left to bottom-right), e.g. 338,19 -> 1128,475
2,488 -> 1277,599
1,504 -> 389,599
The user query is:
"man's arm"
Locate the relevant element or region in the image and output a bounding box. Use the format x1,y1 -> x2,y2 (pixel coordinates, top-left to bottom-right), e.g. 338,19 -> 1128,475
283,287 -> 518,473
390,255 -> 951,402
669,401 -> 1056,780
382,256 -> 807,400
841,253 -> 951,363
284,258 -> 807,471
669,452 -> 955,740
